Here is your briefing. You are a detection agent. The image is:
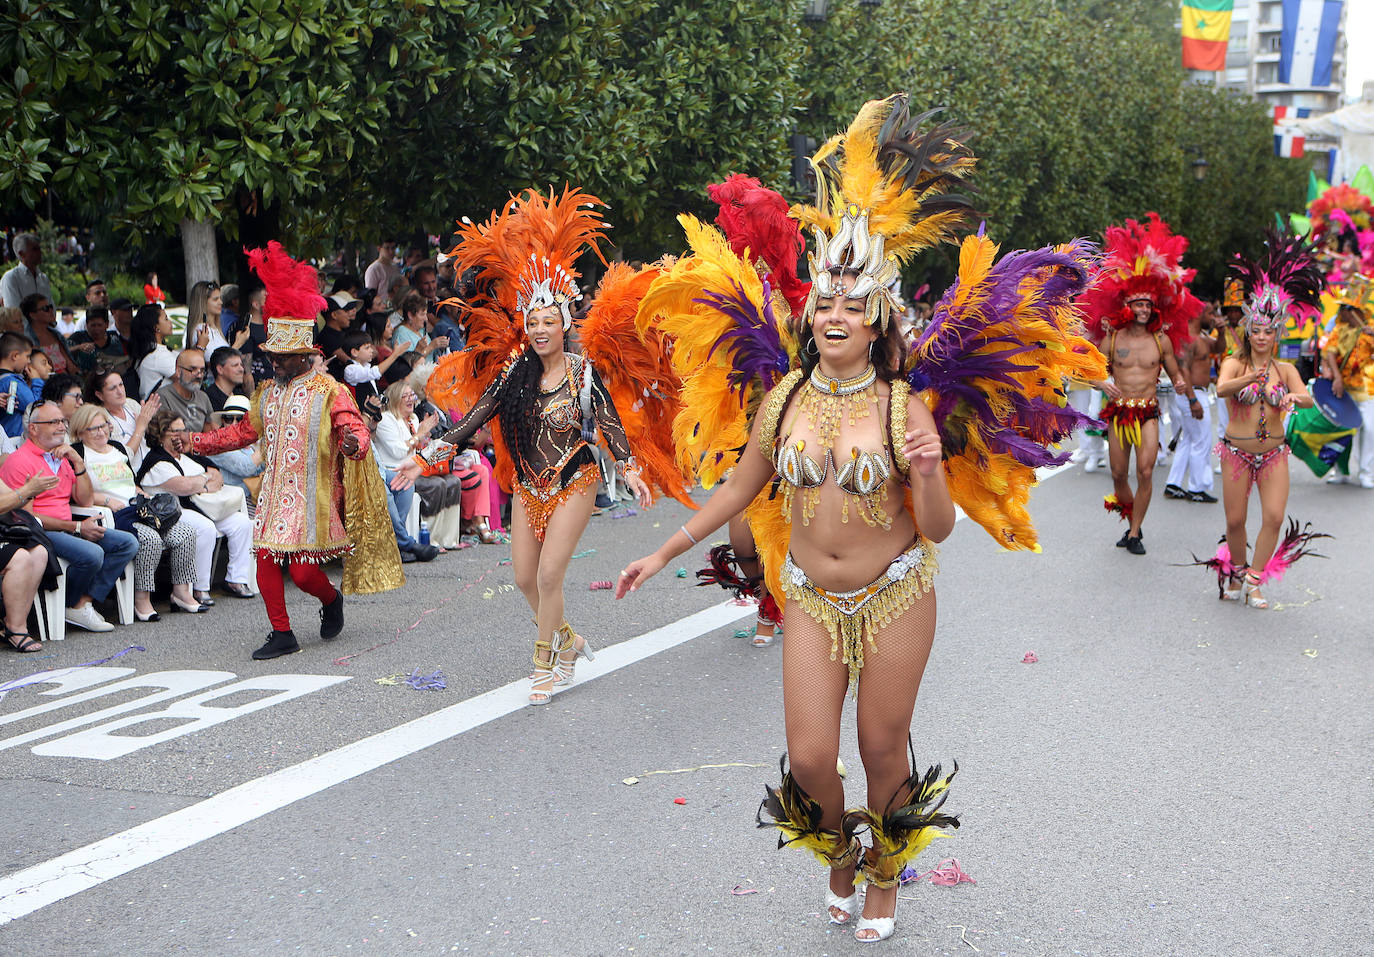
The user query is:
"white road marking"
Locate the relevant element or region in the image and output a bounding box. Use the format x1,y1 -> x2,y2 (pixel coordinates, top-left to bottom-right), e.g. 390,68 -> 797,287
0,461 -> 1075,924
0,601 -> 753,925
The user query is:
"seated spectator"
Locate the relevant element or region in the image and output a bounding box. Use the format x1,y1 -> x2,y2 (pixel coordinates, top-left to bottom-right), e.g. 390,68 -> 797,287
68,306 -> 131,377
57,306 -> 81,339
0,471 -> 60,652
377,381 -> 469,548
155,347 -> 213,431
204,396 -> 264,499
40,374 -> 85,429
206,347 -> 249,411
317,293 -> 360,380
343,330 -> 413,422
131,303 -> 176,399
390,292 -> 447,359
0,401 -> 139,632
86,370 -> 157,468
70,404 -> 206,619
0,307 -> 26,336
0,332 -> 39,439
137,410 -> 254,602
25,348 -> 51,398
21,293 -> 75,376
369,381 -> 439,563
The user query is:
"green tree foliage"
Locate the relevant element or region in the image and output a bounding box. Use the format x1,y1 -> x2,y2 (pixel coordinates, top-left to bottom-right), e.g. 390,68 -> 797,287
1,0 -> 1305,292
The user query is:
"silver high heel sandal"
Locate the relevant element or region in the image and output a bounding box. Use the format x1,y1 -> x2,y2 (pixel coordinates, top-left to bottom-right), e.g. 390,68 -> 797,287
553,623 -> 594,686
1242,572 -> 1270,609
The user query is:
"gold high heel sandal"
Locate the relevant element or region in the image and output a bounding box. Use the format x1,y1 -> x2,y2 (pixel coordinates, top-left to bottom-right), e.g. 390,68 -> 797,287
554,622 -> 595,685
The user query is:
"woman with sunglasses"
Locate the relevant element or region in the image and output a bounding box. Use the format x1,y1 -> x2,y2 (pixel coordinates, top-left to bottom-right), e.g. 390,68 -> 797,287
19,293 -> 74,375
69,403 -> 205,618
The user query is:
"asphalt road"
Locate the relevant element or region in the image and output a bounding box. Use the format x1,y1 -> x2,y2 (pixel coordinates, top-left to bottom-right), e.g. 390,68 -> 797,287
1,458 -> 1370,956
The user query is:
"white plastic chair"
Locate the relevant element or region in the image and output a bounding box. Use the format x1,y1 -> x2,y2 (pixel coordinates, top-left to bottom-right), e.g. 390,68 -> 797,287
70,504 -> 135,625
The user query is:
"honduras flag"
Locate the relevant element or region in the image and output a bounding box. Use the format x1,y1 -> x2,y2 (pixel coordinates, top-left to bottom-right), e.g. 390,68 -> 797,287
1279,0 -> 1343,88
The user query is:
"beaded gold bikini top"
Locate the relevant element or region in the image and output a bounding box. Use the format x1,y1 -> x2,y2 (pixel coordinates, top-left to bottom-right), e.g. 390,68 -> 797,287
757,366 -> 911,528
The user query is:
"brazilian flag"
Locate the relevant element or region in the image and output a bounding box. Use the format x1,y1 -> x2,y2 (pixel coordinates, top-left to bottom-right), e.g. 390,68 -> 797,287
1286,406 -> 1354,477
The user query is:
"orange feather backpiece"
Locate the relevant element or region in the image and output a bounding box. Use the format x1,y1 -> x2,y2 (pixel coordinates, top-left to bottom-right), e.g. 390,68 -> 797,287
580,262 -> 695,508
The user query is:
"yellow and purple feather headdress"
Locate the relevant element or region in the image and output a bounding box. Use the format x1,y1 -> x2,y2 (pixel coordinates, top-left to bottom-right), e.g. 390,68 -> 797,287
792,94 -> 977,333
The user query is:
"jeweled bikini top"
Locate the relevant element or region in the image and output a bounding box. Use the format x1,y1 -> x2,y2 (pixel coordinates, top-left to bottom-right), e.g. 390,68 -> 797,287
1234,363 -> 1287,407
772,365 -> 894,496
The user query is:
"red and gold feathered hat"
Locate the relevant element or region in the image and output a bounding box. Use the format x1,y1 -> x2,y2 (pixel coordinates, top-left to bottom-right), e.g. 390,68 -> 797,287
245,241 -> 326,355
451,186 -> 609,332
1081,212 -> 1202,352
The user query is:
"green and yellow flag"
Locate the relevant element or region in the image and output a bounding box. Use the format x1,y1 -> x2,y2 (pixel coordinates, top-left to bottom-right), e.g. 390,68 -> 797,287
1181,0 -> 1233,71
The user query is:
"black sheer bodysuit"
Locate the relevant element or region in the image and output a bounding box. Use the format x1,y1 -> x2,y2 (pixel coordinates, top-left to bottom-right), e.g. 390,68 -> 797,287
420,352 -> 634,537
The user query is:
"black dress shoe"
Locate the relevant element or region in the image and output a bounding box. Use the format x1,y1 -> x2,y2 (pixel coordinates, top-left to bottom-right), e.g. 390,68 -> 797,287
400,549 -> 418,564
252,630 -> 300,660
1164,484 -> 1186,499
411,543 -> 440,562
1188,490 -> 1218,503
320,593 -> 345,640
1125,535 -> 1146,555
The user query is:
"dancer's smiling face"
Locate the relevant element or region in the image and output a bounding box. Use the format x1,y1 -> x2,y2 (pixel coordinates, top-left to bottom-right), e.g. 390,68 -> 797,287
526,306 -> 564,358
811,272 -> 877,367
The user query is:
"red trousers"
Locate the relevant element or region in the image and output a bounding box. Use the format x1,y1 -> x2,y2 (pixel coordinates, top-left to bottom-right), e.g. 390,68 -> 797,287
256,550 -> 338,633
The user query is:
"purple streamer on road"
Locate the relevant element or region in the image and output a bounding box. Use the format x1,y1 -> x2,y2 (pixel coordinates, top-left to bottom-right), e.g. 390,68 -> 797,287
0,645 -> 147,704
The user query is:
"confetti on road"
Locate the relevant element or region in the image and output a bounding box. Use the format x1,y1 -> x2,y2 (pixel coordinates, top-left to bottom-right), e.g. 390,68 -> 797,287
0,644 -> 146,704
620,761 -> 769,785
589,581 -> 614,591
673,797 -> 687,805
334,565 -> 502,665
571,549 -> 597,559
730,884 -> 759,896
404,669 -> 447,691
1303,649 -> 1318,658
1021,651 -> 1038,663
675,568 -> 688,578
901,858 -> 977,887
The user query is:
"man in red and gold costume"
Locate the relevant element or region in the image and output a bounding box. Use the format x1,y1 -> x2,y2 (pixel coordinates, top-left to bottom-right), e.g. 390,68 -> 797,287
1082,213 -> 1199,555
193,243 -> 403,659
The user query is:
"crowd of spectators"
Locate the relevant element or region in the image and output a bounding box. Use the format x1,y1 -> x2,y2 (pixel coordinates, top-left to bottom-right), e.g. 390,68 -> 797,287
0,232 -> 510,653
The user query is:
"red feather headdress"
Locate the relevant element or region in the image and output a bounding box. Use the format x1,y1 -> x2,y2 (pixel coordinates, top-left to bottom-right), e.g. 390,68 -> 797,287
1081,212 -> 1201,353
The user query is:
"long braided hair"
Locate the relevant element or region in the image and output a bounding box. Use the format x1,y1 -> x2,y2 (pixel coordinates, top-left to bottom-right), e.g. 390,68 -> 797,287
496,346 -> 543,475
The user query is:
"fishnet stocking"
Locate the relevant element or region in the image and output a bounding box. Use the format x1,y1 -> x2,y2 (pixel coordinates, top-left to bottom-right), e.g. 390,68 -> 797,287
781,586 -> 938,902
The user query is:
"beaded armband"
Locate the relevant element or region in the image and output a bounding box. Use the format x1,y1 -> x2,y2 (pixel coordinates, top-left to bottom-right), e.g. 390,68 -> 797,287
616,455 -> 642,483
889,379 -> 912,478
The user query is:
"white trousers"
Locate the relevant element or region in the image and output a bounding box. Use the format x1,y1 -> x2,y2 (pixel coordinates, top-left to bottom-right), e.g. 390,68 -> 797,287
1358,397 -> 1374,481
1166,388 -> 1214,493
180,508 -> 255,589
1068,387 -> 1105,456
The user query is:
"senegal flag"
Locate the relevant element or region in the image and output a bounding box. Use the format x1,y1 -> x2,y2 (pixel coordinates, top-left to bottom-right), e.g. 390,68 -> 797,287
1181,1 -> 1233,71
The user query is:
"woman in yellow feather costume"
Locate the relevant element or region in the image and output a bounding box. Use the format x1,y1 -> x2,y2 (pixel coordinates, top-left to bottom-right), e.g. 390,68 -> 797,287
392,187 -> 690,706
621,94 -> 1105,942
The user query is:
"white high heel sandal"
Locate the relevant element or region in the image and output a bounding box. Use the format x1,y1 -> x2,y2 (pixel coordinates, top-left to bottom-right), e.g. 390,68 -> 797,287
1242,572 -> 1270,609
854,914 -> 896,942
826,888 -> 860,925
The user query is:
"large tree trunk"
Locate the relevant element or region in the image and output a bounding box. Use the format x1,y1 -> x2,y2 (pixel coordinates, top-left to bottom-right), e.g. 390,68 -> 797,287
179,218 -> 219,292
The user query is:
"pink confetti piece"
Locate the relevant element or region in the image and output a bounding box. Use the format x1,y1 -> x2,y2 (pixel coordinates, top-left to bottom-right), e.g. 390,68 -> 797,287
1021,651 -> 1038,663
588,581 -> 614,591
730,884 -> 759,896
673,797 -> 687,805
923,858 -> 977,886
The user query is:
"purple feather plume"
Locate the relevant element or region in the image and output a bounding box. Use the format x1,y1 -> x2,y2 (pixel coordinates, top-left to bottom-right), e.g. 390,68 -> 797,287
695,277 -> 790,401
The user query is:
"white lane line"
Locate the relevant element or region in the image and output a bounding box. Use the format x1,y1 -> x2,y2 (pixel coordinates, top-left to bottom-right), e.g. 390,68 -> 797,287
0,461 -> 1076,924
0,600 -> 752,925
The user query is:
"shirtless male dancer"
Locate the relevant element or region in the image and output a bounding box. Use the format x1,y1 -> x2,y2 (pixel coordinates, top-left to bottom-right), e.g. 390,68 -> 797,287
1092,293 -> 1190,554
1164,306 -> 1219,503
